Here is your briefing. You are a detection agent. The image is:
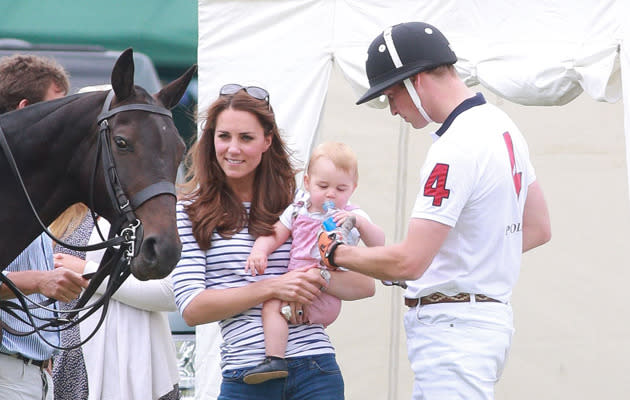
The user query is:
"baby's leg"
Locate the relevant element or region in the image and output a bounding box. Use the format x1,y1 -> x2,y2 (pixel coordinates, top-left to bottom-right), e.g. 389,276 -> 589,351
262,298 -> 289,357
243,298 -> 289,384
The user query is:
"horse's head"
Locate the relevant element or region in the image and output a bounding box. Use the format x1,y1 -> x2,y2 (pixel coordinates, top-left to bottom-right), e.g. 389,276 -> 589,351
97,49 -> 196,280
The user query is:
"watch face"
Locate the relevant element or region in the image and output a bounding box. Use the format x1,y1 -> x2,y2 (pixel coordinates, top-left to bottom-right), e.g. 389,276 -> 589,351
320,269 -> 331,282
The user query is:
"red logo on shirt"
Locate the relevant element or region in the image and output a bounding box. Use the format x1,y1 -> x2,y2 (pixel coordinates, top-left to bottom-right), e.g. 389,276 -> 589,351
503,132 -> 522,197
424,163 -> 450,206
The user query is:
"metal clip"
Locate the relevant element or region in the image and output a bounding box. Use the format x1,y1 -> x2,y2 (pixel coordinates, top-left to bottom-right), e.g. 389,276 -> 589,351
120,219 -> 141,259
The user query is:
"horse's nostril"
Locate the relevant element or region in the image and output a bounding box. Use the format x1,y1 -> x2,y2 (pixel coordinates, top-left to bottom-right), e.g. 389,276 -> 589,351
142,236 -> 159,263
135,235 -> 182,280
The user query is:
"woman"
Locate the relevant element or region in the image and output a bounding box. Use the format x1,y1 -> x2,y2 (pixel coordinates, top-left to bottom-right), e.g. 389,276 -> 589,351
52,206 -> 180,400
172,84 -> 375,399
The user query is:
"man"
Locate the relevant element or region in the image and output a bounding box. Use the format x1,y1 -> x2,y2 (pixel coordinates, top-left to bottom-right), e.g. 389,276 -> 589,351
0,54 -> 88,400
319,22 -> 551,399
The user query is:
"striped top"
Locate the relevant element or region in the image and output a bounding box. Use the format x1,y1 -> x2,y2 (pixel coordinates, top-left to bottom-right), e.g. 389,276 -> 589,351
1,234 -> 59,361
172,201 -> 335,372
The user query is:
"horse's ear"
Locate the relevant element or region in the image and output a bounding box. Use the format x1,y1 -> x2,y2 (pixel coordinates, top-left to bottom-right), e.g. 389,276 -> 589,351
155,65 -> 197,109
111,48 -> 135,101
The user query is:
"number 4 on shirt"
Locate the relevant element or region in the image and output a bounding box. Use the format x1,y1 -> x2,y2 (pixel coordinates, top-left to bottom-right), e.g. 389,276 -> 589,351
424,163 -> 450,206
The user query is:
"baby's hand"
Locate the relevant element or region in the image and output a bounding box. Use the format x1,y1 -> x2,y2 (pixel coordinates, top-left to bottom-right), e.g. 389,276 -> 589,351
245,252 -> 268,276
331,210 -> 352,226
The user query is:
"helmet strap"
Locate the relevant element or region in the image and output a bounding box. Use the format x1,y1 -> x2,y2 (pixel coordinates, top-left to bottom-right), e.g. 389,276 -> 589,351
384,27 -> 434,124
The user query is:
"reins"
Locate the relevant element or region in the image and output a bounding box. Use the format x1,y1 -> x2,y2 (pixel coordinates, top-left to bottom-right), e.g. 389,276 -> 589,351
0,89 -> 177,348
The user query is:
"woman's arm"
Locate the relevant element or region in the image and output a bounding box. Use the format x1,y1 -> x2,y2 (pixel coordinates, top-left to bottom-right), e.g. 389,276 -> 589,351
180,268 -> 325,326
55,254 -> 176,312
82,260 -> 176,311
55,217 -> 176,312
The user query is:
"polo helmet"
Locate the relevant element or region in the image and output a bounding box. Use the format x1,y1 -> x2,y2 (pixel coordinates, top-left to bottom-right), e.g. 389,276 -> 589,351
356,22 -> 457,105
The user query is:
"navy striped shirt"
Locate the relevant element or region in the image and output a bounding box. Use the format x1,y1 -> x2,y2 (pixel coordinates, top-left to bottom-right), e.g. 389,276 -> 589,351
1,234 -> 59,360
172,201 -> 334,371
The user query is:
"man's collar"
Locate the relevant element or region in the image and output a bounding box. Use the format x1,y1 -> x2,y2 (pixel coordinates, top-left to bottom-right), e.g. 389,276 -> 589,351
434,92 -> 486,137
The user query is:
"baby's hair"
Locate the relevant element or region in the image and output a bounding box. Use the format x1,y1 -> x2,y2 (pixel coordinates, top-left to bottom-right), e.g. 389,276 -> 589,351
307,141 -> 358,184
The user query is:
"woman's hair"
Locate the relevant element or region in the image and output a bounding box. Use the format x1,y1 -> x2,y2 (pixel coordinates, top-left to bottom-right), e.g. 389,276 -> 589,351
180,90 -> 296,250
307,141 -> 358,184
49,203 -> 90,243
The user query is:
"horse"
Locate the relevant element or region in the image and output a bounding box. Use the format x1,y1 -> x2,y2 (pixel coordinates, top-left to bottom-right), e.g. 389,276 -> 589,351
0,48 -> 196,281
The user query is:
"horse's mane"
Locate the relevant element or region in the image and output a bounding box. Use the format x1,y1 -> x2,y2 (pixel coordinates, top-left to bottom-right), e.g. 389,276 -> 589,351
0,91 -> 105,133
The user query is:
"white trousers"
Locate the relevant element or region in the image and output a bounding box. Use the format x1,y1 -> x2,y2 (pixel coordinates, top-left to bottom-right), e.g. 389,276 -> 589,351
404,301 -> 514,400
0,354 -> 54,400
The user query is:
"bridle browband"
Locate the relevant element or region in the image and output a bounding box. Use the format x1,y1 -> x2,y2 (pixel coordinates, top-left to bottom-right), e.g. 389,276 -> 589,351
0,89 -> 178,348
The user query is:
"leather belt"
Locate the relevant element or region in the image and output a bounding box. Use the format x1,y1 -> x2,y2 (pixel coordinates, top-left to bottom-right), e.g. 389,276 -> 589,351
405,292 -> 501,308
1,352 -> 50,369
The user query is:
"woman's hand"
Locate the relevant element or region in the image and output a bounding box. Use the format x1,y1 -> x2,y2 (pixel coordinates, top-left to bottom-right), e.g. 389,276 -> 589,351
283,300 -> 307,325
53,253 -> 87,274
280,267 -> 327,324
270,266 -> 327,306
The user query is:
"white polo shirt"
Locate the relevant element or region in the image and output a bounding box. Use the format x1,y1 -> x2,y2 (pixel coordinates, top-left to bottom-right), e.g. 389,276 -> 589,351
406,93 -> 535,303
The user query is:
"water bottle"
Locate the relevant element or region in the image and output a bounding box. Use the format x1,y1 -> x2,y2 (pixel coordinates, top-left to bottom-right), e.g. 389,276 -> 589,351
321,200 -> 338,232
321,200 -> 357,243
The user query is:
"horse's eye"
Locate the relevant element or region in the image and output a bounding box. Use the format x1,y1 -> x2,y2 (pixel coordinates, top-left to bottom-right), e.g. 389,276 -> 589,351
114,136 -> 129,149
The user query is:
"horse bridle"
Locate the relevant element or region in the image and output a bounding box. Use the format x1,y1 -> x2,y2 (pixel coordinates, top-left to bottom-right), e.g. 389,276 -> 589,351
92,89 -> 177,259
0,89 -> 178,348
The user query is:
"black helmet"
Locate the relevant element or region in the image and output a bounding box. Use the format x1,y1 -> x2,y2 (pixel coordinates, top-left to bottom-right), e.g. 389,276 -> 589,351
356,22 -> 457,105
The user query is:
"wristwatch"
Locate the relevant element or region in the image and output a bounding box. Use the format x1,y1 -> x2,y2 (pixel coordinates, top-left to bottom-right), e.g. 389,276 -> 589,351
320,269 -> 331,284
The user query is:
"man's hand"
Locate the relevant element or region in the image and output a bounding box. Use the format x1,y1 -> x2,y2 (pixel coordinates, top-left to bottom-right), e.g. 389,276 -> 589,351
38,268 -> 88,303
317,231 -> 343,270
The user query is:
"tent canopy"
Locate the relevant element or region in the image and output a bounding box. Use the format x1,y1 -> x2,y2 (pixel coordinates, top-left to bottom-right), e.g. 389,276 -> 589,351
198,0 -> 628,183
0,0 -> 197,71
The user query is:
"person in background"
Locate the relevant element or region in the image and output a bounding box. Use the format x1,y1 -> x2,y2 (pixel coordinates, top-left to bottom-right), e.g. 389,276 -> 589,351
49,203 -> 93,400
243,141 -> 383,384
0,54 -> 87,400
318,22 -> 552,400
172,84 -> 375,399
52,205 -> 181,400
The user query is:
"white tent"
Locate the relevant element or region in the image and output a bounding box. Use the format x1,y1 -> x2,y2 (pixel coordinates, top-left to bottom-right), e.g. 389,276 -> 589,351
198,0 -> 627,177
195,1 -> 629,399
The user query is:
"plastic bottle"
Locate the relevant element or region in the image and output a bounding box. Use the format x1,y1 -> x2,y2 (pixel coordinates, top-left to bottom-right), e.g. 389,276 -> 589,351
321,200 -> 338,231
321,200 -> 356,242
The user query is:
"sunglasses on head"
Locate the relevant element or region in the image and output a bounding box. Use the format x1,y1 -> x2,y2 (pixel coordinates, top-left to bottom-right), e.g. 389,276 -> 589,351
220,84 -> 270,108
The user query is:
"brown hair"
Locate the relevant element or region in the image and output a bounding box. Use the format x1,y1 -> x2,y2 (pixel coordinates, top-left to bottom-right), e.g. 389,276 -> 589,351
307,141 -> 358,184
0,54 -> 70,113
179,90 -> 296,249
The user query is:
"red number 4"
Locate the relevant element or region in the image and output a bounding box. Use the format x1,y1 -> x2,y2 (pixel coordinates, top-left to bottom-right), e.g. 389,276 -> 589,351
424,163 -> 450,206
503,132 -> 522,197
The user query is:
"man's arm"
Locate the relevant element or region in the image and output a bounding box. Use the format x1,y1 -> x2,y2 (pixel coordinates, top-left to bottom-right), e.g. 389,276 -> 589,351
0,269 -> 88,301
522,180 -> 551,252
330,217 -> 450,281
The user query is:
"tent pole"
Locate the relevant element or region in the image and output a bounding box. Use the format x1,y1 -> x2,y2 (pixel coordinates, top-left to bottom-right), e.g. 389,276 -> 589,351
387,119 -> 409,400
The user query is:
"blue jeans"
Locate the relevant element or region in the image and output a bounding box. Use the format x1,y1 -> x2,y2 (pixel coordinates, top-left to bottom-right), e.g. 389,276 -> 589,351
218,353 -> 344,400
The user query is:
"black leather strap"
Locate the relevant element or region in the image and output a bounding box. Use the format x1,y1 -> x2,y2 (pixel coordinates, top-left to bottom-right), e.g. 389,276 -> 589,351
131,181 -> 176,209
